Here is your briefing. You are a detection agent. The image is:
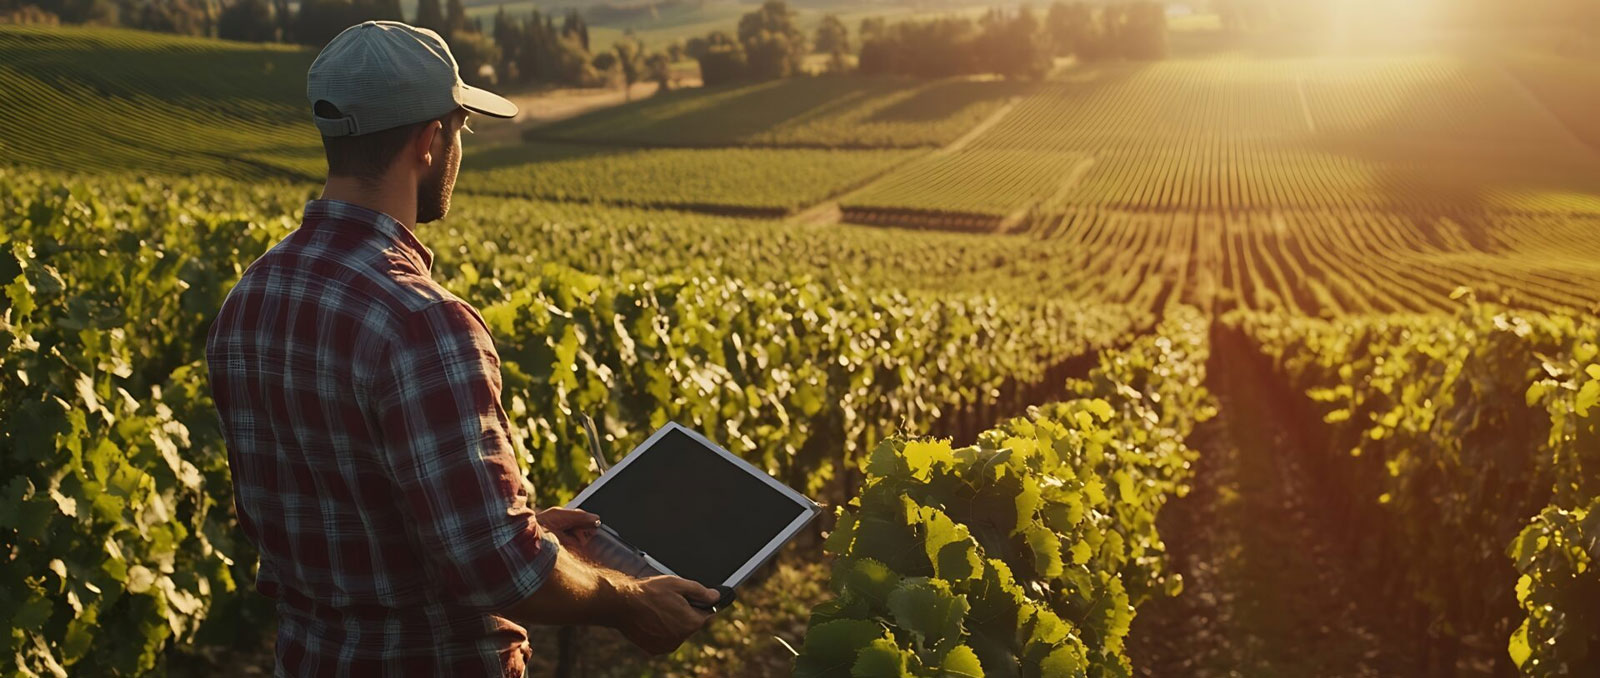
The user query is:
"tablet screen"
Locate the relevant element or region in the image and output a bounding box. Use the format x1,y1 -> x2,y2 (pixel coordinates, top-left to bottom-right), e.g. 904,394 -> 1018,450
574,428 -> 809,587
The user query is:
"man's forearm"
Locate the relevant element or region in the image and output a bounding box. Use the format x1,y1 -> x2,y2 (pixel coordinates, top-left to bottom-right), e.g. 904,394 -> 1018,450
502,546 -> 634,627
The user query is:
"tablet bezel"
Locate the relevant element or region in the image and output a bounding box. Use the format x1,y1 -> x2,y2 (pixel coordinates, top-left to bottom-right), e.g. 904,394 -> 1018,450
564,422 -> 822,588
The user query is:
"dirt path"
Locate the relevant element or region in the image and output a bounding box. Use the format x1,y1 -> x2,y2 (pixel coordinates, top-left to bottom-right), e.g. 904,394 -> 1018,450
1127,328 -> 1407,677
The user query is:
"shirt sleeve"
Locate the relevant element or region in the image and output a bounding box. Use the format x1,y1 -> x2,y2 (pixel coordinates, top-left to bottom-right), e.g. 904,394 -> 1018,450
374,299 -> 559,612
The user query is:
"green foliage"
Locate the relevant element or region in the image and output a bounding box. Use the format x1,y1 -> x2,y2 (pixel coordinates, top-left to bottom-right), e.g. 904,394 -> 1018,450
1511,361 -> 1600,675
801,308 -> 1213,677
736,0 -> 806,80
842,150 -> 1091,226
1230,303 -> 1600,674
0,25 -> 320,180
0,173 -> 293,676
0,168 -> 1142,674
461,143 -> 919,214
527,76 -> 1030,149
855,8 -> 1053,80
813,13 -> 849,71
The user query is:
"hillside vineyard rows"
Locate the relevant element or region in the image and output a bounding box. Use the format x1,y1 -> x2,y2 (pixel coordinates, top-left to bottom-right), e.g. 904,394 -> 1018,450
2,20 -> 1600,678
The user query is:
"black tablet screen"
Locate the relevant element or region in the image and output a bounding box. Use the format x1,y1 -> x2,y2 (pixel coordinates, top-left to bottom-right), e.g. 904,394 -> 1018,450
575,428 -> 809,586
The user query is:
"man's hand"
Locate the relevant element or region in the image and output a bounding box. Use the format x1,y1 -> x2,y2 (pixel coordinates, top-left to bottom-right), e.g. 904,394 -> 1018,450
614,576 -> 719,655
537,507 -> 600,553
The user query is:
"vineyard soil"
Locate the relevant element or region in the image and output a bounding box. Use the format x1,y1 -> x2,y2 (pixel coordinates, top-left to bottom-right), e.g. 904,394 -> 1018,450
1130,330 -> 1418,677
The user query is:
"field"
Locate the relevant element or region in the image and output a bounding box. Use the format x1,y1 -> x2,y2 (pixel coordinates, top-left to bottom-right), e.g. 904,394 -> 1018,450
964,56 -> 1600,215
0,26 -> 320,180
839,149 -> 1092,228
461,142 -> 920,214
527,75 -> 1031,149
6,13 -> 1600,678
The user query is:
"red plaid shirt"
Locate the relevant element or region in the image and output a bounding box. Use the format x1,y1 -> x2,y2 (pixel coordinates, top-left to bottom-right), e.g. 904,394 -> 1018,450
206,200 -> 558,677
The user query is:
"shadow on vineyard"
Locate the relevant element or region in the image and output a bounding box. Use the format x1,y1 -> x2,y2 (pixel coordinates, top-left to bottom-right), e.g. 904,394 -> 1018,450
1129,325 -> 1509,677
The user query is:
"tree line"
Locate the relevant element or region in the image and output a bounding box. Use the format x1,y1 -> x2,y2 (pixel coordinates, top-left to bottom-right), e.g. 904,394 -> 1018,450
0,0 -> 680,91
0,0 -> 1167,91
856,2 -> 1168,80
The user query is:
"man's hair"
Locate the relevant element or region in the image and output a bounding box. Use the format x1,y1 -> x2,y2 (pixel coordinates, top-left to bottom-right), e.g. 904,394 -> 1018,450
315,101 -> 453,181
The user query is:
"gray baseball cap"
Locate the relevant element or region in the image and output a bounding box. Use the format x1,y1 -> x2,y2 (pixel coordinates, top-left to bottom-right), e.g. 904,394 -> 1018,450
307,21 -> 518,137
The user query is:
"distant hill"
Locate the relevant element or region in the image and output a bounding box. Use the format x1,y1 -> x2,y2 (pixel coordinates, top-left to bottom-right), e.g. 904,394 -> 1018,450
0,25 -> 322,180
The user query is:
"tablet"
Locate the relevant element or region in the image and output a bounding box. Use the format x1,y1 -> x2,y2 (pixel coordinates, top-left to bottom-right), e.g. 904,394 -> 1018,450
564,423 -> 821,592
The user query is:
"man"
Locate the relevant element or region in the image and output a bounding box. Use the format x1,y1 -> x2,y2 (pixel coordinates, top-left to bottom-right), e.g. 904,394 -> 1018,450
204,21 -> 716,677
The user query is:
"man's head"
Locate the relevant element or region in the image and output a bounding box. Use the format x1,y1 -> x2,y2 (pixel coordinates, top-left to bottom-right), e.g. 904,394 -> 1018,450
306,21 -> 517,223
315,104 -> 468,223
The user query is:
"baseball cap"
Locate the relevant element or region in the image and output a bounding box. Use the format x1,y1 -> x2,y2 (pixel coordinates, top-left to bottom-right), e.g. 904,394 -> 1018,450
307,21 -> 518,137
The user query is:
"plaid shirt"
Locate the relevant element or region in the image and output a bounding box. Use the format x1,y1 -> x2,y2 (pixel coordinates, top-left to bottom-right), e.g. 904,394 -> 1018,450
206,200 -> 559,677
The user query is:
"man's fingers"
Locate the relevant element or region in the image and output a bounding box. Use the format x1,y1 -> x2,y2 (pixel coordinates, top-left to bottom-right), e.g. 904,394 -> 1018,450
662,577 -> 721,604
696,586 -> 720,604
537,507 -> 602,531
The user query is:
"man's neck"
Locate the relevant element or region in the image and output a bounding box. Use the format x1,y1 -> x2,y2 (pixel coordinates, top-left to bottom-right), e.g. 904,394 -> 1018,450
319,176 -> 416,231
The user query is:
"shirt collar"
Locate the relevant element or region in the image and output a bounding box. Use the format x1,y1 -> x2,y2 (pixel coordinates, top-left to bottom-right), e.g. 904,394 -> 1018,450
302,199 -> 434,271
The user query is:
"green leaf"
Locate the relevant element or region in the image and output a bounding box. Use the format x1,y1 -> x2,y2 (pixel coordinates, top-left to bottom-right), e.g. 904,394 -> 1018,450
1525,380 -> 1550,407
919,505 -> 980,581
886,578 -> 968,654
938,644 -> 985,677
11,591 -> 53,630
1508,620 -> 1532,668
851,638 -> 914,678
868,440 -> 910,478
1023,524 -> 1064,577
825,509 -> 859,556
1068,539 -> 1091,566
1038,643 -> 1086,678
902,440 -> 956,482
841,558 -> 903,610
1578,380 -> 1600,417
795,619 -> 887,678
1086,399 -> 1115,423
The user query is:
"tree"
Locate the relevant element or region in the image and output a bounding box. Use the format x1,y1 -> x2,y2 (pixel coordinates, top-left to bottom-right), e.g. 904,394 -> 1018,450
645,51 -> 671,91
1046,1 -> 1093,57
561,9 -> 587,51
128,0 -> 208,36
272,0 -> 290,41
612,37 -> 645,100
219,0 -> 275,41
1120,2 -> 1167,60
858,16 -> 884,42
294,0 -> 401,45
813,13 -> 848,73
695,29 -> 746,85
413,0 -> 443,34
736,0 -> 805,79
591,49 -> 617,73
372,0 -> 400,21
444,0 -> 465,34
448,29 -> 500,85
978,6 -> 1051,79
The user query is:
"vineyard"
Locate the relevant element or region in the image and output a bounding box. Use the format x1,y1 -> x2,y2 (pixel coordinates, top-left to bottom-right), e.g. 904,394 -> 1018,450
4,13 -> 1600,678
0,26 -> 320,180
525,76 -> 1031,149
461,142 -> 919,215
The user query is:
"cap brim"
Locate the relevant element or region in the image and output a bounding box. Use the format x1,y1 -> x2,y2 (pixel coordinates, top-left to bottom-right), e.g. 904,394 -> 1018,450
460,84 -> 518,119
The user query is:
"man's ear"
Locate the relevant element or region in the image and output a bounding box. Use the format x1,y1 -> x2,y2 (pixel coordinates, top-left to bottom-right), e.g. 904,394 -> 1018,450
413,120 -> 443,169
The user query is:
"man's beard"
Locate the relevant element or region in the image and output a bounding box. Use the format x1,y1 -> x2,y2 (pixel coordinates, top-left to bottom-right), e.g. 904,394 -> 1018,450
416,134 -> 460,224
